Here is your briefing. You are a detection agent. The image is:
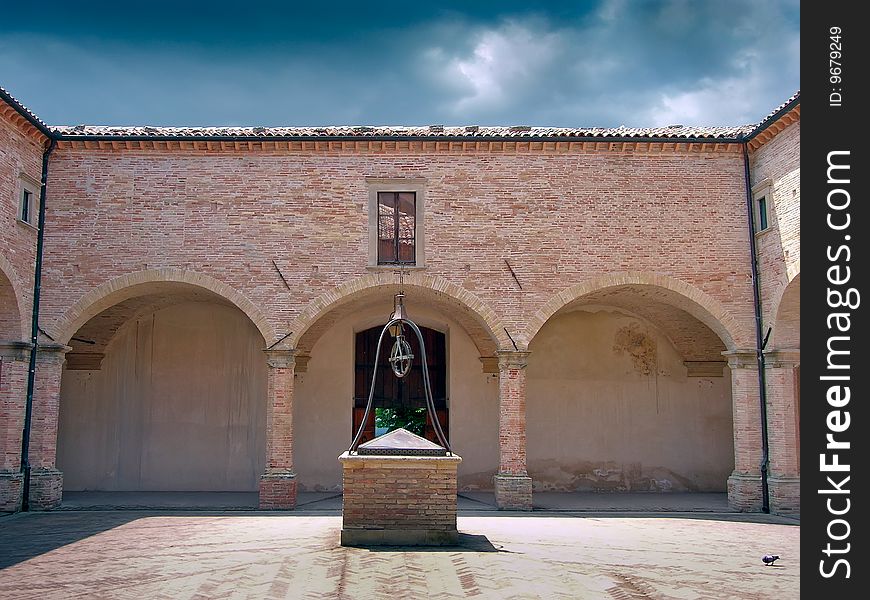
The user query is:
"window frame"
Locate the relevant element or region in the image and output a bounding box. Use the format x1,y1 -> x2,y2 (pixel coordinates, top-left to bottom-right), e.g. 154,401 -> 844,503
366,178 -> 426,268
17,173 -> 41,230
751,178 -> 773,235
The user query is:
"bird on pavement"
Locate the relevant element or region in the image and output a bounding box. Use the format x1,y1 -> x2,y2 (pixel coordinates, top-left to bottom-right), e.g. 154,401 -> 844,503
762,554 -> 780,566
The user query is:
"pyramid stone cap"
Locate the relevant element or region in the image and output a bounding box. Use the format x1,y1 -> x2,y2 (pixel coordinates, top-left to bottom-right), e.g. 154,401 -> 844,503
357,428 -> 448,456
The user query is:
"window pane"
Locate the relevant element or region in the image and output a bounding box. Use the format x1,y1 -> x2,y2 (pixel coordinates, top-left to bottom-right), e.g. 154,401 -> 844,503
22,190 -> 31,222
398,238 -> 415,262
397,193 -> 415,242
758,197 -> 768,230
378,193 -> 397,263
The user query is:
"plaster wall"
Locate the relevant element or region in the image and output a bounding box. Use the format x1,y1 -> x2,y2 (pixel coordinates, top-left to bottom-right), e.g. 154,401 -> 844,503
57,301 -> 267,491
526,309 -> 734,492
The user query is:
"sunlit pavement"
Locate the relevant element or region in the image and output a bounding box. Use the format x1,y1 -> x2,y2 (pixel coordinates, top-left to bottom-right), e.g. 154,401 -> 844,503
0,509 -> 798,599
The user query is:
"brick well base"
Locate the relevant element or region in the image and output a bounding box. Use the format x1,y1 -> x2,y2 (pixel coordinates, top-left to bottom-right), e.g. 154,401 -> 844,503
339,451 -> 462,546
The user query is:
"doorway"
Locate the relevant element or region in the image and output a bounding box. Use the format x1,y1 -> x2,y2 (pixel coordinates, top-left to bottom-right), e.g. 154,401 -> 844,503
353,325 -> 448,444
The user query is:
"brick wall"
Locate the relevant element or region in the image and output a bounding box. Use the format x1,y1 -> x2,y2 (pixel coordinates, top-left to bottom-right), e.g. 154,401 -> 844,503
750,119 -> 801,329
0,114 -> 44,341
39,145 -> 757,352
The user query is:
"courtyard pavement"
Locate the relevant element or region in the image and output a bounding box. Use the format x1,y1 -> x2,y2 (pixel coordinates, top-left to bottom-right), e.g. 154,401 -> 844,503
0,506 -> 799,599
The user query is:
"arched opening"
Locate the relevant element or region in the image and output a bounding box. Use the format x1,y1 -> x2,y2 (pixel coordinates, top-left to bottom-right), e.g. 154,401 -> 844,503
292,285 -> 501,493
771,274 -> 800,349
526,283 -> 735,497
353,325 -> 448,444
0,265 -> 23,342
56,283 -> 267,498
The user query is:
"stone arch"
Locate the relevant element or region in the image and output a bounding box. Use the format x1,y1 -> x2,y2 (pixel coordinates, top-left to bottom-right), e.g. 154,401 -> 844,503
48,268 -> 275,345
289,272 -> 510,356
526,272 -> 742,351
769,272 -> 800,349
0,254 -> 28,341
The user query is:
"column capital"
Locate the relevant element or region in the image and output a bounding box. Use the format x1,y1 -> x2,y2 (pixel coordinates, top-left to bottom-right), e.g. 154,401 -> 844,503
764,348 -> 800,368
264,348 -> 297,369
35,343 -> 72,365
0,341 -> 33,362
721,349 -> 758,369
497,350 -> 531,370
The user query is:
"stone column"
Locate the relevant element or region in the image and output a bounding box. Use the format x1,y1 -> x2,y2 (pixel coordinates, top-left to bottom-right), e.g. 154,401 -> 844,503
0,342 -> 32,511
494,350 -> 532,510
764,349 -> 800,515
259,349 -> 297,509
723,350 -> 764,512
27,343 -> 70,510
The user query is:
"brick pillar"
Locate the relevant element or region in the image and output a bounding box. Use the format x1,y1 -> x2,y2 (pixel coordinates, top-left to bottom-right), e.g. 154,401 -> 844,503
0,342 -> 32,511
259,349 -> 297,509
723,350 -> 764,512
764,349 -> 800,515
28,343 -> 69,510
494,350 -> 532,510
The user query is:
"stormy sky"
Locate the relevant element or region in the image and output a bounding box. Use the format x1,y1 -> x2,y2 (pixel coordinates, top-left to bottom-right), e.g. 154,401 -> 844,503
0,0 -> 799,128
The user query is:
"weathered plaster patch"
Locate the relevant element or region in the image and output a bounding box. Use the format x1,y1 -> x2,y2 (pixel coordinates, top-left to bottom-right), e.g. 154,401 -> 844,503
613,322 -> 657,374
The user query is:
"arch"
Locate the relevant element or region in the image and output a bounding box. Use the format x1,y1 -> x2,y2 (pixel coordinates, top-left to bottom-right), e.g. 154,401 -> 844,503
48,268 -> 275,345
0,254 -> 28,341
769,272 -> 800,349
526,272 -> 742,351
786,258 -> 800,285
289,272 -> 510,356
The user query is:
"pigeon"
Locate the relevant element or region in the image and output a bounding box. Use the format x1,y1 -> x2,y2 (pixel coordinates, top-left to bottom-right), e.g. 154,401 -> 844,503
762,554 -> 780,566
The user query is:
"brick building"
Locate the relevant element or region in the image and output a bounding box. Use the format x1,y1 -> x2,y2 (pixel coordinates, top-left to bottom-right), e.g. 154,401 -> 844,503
0,86 -> 799,514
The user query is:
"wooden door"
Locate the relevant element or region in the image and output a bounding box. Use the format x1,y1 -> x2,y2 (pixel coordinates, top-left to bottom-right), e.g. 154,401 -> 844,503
353,324 -> 448,444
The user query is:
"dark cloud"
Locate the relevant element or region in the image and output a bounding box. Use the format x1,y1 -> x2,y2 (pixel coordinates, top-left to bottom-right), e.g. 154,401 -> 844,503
0,1 -> 798,127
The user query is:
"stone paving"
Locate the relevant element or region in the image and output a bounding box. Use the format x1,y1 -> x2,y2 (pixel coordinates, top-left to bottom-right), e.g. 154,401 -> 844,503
0,510 -> 799,599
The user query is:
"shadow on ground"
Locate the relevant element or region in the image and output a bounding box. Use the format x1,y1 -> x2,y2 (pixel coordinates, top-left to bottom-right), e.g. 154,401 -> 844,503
0,512 -> 140,569
359,533 -> 504,553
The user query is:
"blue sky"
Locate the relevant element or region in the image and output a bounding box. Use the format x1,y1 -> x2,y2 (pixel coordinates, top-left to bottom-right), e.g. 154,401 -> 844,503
1,1 -> 799,128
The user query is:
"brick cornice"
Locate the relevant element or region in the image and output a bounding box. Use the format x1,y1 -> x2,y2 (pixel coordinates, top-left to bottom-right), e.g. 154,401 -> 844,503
53,138 -> 744,156
747,106 -> 800,152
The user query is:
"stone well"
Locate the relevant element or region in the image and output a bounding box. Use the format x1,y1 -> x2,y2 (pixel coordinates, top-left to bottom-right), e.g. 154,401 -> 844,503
339,428 -> 462,546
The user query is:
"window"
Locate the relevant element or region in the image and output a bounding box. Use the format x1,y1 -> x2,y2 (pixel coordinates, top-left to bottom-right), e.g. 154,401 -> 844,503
751,178 -> 772,235
756,196 -> 769,231
17,175 -> 40,228
367,178 -> 426,267
377,192 -> 416,264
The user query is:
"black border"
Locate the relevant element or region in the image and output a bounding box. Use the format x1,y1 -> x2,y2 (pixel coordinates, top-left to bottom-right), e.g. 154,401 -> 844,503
803,2 -> 867,596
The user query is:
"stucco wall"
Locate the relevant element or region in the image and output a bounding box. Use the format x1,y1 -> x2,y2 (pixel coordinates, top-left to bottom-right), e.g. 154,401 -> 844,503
294,302 -> 497,491
526,309 -> 734,492
57,301 -> 267,491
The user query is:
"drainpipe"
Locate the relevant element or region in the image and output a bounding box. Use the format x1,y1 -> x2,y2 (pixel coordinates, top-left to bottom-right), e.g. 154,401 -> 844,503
741,141 -> 770,514
20,137 -> 56,512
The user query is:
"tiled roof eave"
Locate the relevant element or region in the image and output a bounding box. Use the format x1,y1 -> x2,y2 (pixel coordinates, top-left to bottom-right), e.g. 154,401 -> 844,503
0,86 -> 53,139
51,132 -> 748,144
744,91 -> 800,142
